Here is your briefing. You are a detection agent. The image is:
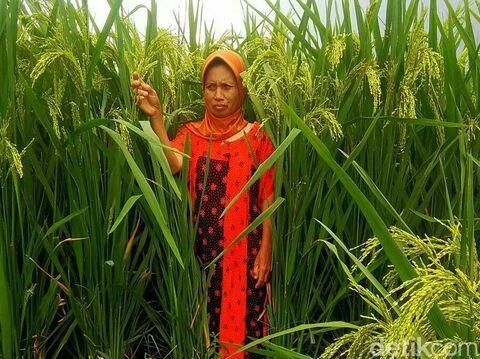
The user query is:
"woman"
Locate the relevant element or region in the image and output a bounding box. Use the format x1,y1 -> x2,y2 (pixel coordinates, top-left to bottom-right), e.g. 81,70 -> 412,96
131,50 -> 275,358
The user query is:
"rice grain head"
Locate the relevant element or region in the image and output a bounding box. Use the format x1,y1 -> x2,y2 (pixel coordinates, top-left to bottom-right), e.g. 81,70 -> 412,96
326,34 -> 347,69
365,62 -> 382,113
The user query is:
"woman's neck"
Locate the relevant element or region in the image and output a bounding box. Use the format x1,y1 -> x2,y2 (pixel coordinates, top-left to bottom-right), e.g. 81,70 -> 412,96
223,122 -> 254,142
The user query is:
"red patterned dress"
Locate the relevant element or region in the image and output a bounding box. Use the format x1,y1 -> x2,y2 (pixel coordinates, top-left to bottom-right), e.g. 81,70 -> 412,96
170,120 -> 275,358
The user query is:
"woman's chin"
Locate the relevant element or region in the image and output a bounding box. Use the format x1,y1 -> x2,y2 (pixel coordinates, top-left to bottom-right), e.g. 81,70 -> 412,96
211,108 -> 232,118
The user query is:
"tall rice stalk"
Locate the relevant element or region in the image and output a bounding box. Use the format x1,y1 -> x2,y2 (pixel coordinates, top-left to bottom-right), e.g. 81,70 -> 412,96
0,0 -> 207,356
235,0 -> 479,356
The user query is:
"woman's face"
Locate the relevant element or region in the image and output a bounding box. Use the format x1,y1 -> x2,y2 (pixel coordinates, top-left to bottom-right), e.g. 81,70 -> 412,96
203,63 -> 242,118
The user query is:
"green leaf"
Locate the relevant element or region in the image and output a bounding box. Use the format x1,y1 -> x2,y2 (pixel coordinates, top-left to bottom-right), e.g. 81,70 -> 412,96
86,0 -> 123,89
138,120 -> 183,200
346,116 -> 467,128
318,220 -> 401,315
44,207 -> 89,238
63,118 -> 111,147
236,321 -> 359,354
108,194 -> 143,234
338,148 -> 412,233
0,250 -> 13,358
220,129 -> 300,218
207,197 -> 284,269
281,98 -> 456,339
100,125 -> 184,268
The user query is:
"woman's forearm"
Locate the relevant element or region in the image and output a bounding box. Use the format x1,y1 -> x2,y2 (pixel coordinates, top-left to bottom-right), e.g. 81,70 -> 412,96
260,193 -> 274,249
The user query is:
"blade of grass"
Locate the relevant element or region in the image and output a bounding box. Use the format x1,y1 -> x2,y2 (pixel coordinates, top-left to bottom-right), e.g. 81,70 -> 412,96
108,194 -> 142,234
220,128 -> 300,218
282,98 -> 456,339
86,0 -> 123,90
207,197 -> 284,269
100,125 -> 184,268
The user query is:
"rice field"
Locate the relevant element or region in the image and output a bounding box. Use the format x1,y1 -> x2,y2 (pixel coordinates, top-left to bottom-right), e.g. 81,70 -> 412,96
1,0 -> 480,357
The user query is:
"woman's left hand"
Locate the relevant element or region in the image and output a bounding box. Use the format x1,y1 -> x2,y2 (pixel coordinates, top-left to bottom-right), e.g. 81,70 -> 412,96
253,244 -> 271,289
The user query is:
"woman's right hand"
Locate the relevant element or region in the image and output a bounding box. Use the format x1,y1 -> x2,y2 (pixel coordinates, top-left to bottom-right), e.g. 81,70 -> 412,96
131,72 -> 163,121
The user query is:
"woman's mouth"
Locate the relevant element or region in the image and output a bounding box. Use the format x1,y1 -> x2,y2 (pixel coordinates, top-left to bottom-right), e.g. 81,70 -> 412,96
213,104 -> 227,110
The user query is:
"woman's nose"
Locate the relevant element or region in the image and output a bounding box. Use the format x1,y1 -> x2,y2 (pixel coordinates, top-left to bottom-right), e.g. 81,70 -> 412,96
214,87 -> 224,99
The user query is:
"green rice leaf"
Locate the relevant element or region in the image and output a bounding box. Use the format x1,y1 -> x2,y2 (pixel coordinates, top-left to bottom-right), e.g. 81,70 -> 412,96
108,194 -> 143,234
86,0 -> 123,89
207,197 -> 284,269
219,129 -> 300,218
318,220 -> 401,315
235,321 -> 360,354
338,148 -> 412,233
281,98 -> 457,339
100,125 -> 184,268
44,207 -> 89,238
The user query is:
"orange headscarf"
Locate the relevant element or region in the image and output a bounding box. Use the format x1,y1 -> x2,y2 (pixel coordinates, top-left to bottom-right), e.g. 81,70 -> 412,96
184,50 -> 248,141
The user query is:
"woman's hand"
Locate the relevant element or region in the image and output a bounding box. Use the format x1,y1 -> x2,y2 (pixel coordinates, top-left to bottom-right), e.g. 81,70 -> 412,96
131,72 -> 163,121
254,194 -> 274,289
253,241 -> 271,289
130,72 -> 183,174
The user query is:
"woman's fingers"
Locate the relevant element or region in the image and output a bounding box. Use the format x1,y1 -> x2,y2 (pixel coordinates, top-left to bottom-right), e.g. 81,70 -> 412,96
131,82 -> 155,100
135,89 -> 148,97
131,72 -> 140,88
131,86 -> 149,104
255,275 -> 263,288
264,269 -> 270,283
131,72 -> 156,99
131,72 -> 148,92
141,82 -> 155,94
255,266 -> 268,288
131,81 -> 144,90
253,258 -> 259,280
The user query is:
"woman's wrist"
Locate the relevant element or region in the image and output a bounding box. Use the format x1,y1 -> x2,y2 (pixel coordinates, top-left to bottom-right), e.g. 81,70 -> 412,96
260,236 -> 271,251
150,110 -> 164,123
